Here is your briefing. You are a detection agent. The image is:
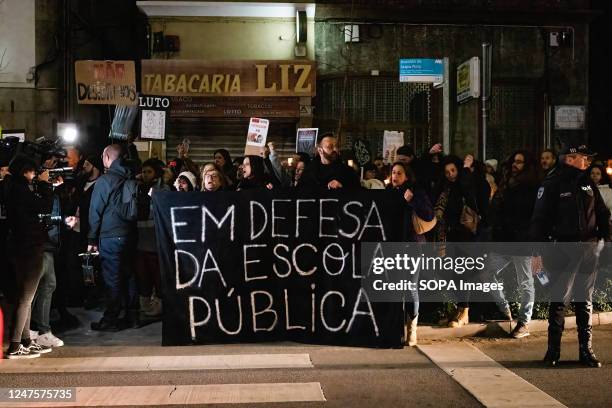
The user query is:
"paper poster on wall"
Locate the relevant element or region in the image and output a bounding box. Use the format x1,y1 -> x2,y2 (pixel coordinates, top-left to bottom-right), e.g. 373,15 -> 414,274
139,95 -> 170,140
244,117 -> 269,156
296,128 -> 318,154
382,131 -> 404,164
140,110 -> 166,140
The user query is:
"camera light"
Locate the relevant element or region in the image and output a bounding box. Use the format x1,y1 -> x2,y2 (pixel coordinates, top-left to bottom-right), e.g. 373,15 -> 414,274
58,123 -> 78,144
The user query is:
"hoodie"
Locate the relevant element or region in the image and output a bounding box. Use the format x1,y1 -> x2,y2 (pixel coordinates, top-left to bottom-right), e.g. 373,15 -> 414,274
88,159 -> 136,244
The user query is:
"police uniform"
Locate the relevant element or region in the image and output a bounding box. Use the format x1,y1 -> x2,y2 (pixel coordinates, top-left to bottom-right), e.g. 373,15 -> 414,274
530,145 -> 610,368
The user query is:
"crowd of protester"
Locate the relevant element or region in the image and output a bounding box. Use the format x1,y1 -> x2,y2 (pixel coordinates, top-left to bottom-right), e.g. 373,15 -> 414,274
0,132 -> 610,364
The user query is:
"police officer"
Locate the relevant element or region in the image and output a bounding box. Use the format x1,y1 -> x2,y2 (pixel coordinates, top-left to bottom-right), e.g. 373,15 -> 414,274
530,144 -> 610,368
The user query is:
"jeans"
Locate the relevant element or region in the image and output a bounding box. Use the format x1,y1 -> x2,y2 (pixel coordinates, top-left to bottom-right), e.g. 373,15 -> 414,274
10,247 -> 45,343
99,236 -> 137,322
31,252 -> 57,334
487,253 -> 534,324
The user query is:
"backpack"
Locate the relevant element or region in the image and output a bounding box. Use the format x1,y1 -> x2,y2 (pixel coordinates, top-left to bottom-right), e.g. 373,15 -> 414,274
113,178 -> 139,222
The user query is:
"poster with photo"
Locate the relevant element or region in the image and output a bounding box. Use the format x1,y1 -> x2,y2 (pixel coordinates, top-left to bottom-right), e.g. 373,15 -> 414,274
244,117 -> 269,156
296,128 -> 318,154
141,110 -> 167,140
382,131 -> 404,165
139,95 -> 170,140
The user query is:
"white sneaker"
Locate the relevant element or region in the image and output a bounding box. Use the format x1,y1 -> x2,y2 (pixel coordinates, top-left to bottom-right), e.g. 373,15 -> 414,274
28,341 -> 53,354
7,344 -> 40,359
30,330 -> 39,340
36,332 -> 64,347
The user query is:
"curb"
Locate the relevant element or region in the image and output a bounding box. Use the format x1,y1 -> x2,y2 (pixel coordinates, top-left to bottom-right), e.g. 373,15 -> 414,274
418,311 -> 612,340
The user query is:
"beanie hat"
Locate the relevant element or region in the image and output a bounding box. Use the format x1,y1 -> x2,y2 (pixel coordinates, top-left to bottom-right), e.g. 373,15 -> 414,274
485,159 -> 498,172
85,155 -> 104,173
174,171 -> 197,191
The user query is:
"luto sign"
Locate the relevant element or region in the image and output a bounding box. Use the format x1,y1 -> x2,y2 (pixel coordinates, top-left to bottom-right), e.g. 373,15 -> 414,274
141,60 -> 316,97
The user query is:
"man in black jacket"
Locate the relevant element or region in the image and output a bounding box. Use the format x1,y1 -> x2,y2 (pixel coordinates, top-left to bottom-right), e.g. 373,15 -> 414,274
489,151 -> 540,338
88,144 -> 137,331
301,133 -> 360,190
530,144 -> 610,368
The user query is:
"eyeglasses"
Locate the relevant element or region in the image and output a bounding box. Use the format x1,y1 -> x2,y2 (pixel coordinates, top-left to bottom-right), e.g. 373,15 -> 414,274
204,173 -> 220,180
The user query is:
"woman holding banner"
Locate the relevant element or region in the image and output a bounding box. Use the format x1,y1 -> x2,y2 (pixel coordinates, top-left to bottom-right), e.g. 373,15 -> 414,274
200,163 -> 227,193
387,162 -> 435,346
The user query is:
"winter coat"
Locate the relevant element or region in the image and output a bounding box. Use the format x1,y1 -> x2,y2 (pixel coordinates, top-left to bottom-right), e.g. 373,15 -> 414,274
300,159 -> 361,191
530,164 -> 610,242
6,177 -> 53,250
434,168 -> 490,242
388,182 -> 434,242
492,178 -> 539,242
88,159 -> 136,244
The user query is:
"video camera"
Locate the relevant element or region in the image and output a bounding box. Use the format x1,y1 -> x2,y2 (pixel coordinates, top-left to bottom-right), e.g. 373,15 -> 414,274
38,166 -> 75,184
23,138 -> 67,159
37,213 -> 63,230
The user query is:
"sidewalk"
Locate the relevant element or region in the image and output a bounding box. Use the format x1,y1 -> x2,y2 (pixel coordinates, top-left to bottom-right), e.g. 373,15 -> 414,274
419,311 -> 612,340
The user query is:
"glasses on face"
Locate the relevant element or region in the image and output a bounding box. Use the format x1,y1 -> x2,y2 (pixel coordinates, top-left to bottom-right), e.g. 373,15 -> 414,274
513,160 -> 525,164
205,173 -> 219,180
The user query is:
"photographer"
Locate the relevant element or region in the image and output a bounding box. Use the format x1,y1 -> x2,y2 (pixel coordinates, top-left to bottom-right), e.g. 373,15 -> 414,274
4,155 -> 55,358
29,154 -> 66,348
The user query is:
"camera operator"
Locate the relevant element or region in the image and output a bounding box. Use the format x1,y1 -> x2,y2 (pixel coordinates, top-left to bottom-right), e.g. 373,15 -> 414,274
65,155 -> 104,309
4,155 -> 55,358
28,155 -> 66,348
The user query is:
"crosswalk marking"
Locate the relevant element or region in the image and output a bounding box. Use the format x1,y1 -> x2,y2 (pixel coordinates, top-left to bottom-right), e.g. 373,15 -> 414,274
0,353 -> 313,373
0,383 -> 326,406
418,342 -> 567,408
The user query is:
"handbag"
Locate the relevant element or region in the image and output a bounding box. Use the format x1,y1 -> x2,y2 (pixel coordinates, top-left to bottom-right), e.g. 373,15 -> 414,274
460,202 -> 479,234
412,213 -> 437,235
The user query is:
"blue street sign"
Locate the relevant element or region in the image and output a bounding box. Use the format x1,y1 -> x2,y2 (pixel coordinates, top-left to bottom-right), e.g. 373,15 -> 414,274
399,58 -> 444,83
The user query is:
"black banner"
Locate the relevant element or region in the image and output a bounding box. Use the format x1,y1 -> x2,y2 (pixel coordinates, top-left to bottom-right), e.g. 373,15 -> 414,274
153,190 -> 406,348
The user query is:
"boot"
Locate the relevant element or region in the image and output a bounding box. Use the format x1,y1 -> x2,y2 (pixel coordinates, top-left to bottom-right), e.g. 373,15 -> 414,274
139,296 -> 153,315
578,326 -> 602,368
543,327 -> 562,367
406,316 -> 418,347
448,307 -> 469,328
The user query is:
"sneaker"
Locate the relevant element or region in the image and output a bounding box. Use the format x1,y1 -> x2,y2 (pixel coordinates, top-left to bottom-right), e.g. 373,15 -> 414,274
145,296 -> 162,317
511,322 -> 530,339
6,344 -> 40,359
36,332 -> 64,347
27,341 -> 53,354
30,330 -> 39,340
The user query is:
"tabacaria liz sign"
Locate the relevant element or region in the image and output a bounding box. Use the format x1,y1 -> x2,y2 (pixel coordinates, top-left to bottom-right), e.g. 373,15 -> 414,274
141,60 -> 316,97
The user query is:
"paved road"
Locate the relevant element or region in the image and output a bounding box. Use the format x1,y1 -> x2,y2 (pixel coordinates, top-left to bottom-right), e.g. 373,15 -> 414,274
1,318 -> 611,407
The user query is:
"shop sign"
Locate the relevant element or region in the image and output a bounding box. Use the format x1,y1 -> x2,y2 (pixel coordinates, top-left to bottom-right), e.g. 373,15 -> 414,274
142,60 -> 316,97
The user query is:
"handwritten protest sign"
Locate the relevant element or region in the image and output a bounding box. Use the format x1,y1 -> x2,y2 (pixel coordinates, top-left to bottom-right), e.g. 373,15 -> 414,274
153,190 -> 406,347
